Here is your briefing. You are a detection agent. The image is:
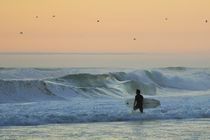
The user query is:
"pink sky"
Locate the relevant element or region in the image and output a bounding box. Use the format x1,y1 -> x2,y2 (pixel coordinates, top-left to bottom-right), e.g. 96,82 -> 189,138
0,0 -> 210,53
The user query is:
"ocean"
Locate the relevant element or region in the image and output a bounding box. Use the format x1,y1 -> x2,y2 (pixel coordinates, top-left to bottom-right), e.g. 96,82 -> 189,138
0,66 -> 210,139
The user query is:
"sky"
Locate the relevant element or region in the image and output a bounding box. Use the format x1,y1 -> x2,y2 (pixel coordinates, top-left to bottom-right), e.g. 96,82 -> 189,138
0,0 -> 210,54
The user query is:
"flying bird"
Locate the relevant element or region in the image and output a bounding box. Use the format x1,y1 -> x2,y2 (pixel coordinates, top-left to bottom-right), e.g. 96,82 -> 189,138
52,15 -> 56,18
133,38 -> 136,40
205,19 -> 208,23
165,17 -> 168,21
35,16 -> 38,18
19,32 -> 23,35
97,20 -> 100,22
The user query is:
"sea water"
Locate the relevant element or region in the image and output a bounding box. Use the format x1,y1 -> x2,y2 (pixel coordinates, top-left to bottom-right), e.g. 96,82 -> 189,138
0,65 -> 210,139
1,119 -> 210,140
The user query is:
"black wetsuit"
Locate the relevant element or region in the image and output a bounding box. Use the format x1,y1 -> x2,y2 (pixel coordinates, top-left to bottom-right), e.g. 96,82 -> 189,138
134,94 -> 143,113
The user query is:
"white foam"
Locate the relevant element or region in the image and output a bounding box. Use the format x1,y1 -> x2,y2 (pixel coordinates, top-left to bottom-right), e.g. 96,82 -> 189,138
0,94 -> 210,126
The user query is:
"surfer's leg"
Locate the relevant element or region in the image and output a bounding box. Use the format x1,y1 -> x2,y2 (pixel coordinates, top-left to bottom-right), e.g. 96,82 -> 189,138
140,105 -> 143,113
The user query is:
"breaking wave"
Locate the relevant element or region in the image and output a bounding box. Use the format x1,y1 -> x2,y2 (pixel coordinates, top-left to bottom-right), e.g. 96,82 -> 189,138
0,67 -> 210,103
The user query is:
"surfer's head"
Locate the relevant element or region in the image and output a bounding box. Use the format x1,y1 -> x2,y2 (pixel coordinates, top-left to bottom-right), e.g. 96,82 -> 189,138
136,89 -> 141,94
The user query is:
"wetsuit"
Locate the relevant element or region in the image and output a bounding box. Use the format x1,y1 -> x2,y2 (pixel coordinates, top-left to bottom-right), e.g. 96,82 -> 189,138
134,94 -> 143,113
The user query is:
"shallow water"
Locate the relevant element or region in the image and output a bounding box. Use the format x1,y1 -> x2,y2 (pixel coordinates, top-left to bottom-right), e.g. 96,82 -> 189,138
1,118 -> 210,140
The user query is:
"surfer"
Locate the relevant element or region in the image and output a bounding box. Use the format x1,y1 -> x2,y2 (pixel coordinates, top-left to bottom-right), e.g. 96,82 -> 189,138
133,89 -> 144,113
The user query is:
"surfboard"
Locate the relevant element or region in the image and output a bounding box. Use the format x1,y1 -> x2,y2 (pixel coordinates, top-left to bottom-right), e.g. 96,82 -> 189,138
125,98 -> 160,109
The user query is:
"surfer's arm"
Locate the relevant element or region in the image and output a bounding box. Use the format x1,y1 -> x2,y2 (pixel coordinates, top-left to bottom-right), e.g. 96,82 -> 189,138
133,98 -> 137,107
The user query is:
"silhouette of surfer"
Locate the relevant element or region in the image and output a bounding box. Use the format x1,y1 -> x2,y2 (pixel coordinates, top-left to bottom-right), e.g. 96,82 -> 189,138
133,89 -> 144,113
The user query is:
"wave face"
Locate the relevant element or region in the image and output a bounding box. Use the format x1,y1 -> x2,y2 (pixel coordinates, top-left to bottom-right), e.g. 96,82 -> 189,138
0,68 -> 210,103
0,79 -> 63,103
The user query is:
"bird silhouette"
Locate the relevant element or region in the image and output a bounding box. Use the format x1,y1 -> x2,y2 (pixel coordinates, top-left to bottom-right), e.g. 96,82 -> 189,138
19,32 -> 23,35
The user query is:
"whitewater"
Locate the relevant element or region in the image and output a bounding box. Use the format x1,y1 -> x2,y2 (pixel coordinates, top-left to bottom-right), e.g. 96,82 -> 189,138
0,67 -> 210,127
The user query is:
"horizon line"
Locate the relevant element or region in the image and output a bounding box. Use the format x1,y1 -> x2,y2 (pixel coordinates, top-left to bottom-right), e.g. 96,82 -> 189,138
0,52 -> 178,55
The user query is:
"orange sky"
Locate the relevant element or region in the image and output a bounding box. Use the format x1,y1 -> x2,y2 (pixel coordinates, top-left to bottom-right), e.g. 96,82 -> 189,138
0,0 -> 210,53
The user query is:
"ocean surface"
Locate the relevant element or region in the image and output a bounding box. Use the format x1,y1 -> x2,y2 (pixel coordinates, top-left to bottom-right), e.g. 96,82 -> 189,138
0,67 -> 210,139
